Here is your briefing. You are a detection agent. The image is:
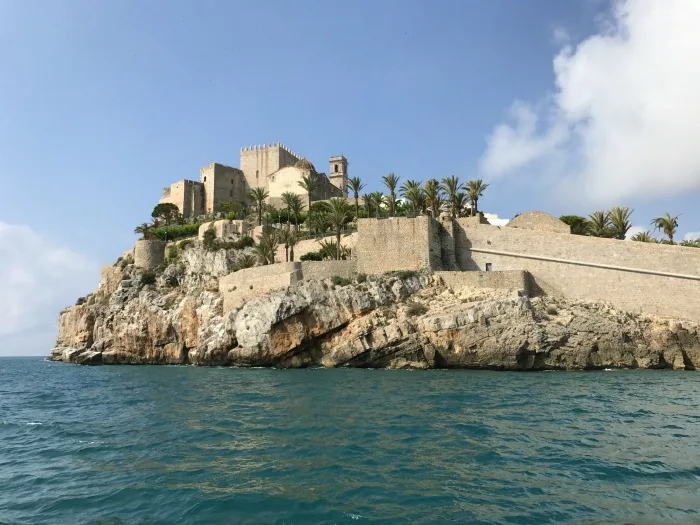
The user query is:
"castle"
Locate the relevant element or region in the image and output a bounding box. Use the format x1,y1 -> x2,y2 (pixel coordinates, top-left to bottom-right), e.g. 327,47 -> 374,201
158,143 -> 348,218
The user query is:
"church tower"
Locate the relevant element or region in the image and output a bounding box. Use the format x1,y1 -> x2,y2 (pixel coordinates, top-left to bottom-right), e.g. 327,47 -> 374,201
329,155 -> 348,197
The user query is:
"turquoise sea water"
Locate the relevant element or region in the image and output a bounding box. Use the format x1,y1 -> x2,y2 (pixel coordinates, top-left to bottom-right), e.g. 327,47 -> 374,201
1,358 -> 700,524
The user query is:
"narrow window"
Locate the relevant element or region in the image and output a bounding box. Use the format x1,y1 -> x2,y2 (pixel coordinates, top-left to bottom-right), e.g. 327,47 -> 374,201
335,164 -> 339,173
485,263 -> 493,272
204,176 -> 207,182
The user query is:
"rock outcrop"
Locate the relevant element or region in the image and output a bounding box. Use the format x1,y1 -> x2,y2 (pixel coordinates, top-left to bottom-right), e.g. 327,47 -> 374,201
51,243 -> 700,370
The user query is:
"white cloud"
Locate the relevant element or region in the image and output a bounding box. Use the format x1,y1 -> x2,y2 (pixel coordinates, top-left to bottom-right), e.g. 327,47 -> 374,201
480,0 -> 700,206
0,223 -> 99,356
684,231 -> 700,241
552,26 -> 571,46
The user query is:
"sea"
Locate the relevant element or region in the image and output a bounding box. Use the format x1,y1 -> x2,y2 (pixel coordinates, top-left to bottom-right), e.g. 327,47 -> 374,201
1,357 -> 699,525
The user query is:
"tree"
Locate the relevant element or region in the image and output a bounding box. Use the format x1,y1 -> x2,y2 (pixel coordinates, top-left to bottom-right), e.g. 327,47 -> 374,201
288,195 -> 305,232
651,212 -> 679,244
254,228 -> 279,265
399,180 -> 420,216
214,201 -> 236,216
424,179 -> 442,217
310,211 -> 331,236
369,191 -> 385,219
134,223 -> 155,239
236,254 -> 257,269
347,176 -> 366,221
454,192 -> 470,217
631,231 -> 656,243
608,206 -> 634,240
466,179 -> 489,216
382,173 -> 400,217
323,198 -> 352,260
440,176 -> 463,218
298,172 -> 319,227
560,215 -> 589,235
361,193 -> 373,218
588,210 -> 612,237
151,203 -> 180,225
248,187 -> 269,226
288,231 -> 298,261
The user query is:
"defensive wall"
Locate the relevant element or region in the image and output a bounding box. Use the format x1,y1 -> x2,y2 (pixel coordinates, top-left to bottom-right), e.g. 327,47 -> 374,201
355,217 -> 441,274
353,212 -> 700,321
220,260 -> 356,312
435,270 -> 529,296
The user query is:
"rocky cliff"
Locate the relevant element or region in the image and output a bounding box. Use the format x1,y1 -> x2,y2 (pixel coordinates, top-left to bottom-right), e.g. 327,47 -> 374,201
51,243 -> 700,370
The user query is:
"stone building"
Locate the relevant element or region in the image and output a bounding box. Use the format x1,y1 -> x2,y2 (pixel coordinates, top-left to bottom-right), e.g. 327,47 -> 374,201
158,143 -> 347,218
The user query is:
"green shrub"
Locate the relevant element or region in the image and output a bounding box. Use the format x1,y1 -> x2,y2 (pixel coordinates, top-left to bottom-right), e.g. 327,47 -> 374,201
355,273 -> 367,284
406,302 -> 428,317
140,271 -> 157,285
167,245 -> 178,260
75,296 -> 87,306
390,270 -> 418,280
178,239 -> 193,250
300,251 -> 323,261
202,227 -> 217,250
331,275 -> 351,286
151,223 -> 201,241
234,236 -> 255,249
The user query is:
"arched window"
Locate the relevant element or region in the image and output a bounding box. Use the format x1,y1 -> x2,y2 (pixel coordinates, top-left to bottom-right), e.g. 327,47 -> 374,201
335,164 -> 339,173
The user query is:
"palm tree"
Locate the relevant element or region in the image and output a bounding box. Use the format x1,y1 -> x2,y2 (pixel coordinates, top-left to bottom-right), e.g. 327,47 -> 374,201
134,223 -> 154,240
361,193 -> 373,218
236,254 -> 257,269
400,181 -> 424,216
254,228 -> 279,265
324,198 -> 352,260
288,231 -> 298,261
369,191 -> 385,219
651,213 -> 679,244
466,179 -> 489,216
608,206 -> 634,240
454,192 -> 470,218
424,179 -> 442,217
631,231 -> 656,243
248,187 -> 269,226
347,176 -> 365,221
280,192 -> 301,229
440,176 -> 463,218
288,195 -> 305,232
310,211 -> 331,236
298,172 -> 318,228
588,210 -> 612,237
280,227 -> 292,262
382,173 -> 400,216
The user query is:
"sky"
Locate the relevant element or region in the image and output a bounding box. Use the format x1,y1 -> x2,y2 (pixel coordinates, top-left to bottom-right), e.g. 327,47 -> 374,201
1,0 -> 699,355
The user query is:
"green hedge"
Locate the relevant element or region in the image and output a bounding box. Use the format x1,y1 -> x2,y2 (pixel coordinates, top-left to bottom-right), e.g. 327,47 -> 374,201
151,223 -> 201,241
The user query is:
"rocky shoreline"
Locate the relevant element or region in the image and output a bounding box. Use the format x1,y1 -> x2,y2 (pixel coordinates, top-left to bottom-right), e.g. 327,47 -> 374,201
51,243 -> 700,370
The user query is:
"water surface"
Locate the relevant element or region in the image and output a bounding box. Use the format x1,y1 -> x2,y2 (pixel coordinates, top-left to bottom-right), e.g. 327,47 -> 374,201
1,358 -> 699,524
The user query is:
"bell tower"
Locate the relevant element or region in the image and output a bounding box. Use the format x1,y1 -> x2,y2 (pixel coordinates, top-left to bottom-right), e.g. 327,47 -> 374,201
329,155 -> 348,197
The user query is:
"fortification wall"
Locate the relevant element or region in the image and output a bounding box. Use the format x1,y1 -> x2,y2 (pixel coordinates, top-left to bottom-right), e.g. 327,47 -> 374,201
355,216 -> 440,274
198,220 -> 252,240
436,270 -> 529,295
219,260 -> 355,312
134,240 -> 166,270
274,232 -> 357,263
455,223 -> 700,320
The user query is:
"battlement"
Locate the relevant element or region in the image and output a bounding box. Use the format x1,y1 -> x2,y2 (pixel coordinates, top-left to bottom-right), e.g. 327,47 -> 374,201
240,142 -> 300,160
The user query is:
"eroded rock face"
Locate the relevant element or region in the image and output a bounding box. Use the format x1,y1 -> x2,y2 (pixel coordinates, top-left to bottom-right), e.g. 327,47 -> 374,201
50,244 -> 700,370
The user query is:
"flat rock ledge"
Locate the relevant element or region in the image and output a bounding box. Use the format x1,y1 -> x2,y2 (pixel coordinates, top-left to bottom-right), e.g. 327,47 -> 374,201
50,249 -> 700,370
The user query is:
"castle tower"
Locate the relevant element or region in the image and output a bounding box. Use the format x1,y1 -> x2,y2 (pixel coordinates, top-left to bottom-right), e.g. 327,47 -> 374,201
329,155 -> 348,197
239,143 -> 300,192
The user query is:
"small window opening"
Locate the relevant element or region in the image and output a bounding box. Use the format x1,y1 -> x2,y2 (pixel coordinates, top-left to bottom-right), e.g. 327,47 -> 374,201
485,263 -> 493,272
335,164 -> 339,173
204,176 -> 207,182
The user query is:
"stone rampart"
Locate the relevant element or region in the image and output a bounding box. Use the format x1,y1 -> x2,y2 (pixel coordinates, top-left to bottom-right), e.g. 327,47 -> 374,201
507,211 -> 571,234
134,240 -> 166,270
198,220 -> 252,240
355,216 -> 441,274
455,223 -> 700,320
220,260 -> 355,313
436,270 -> 529,295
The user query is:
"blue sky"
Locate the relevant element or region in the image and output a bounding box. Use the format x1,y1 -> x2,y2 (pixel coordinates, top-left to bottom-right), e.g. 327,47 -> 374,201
1,0 -> 699,354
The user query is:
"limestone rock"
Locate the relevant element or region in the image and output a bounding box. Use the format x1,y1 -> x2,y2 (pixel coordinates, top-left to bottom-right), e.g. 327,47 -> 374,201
50,243 -> 700,370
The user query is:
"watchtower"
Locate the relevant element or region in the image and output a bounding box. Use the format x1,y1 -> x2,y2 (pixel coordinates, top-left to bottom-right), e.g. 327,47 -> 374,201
329,155 -> 348,197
